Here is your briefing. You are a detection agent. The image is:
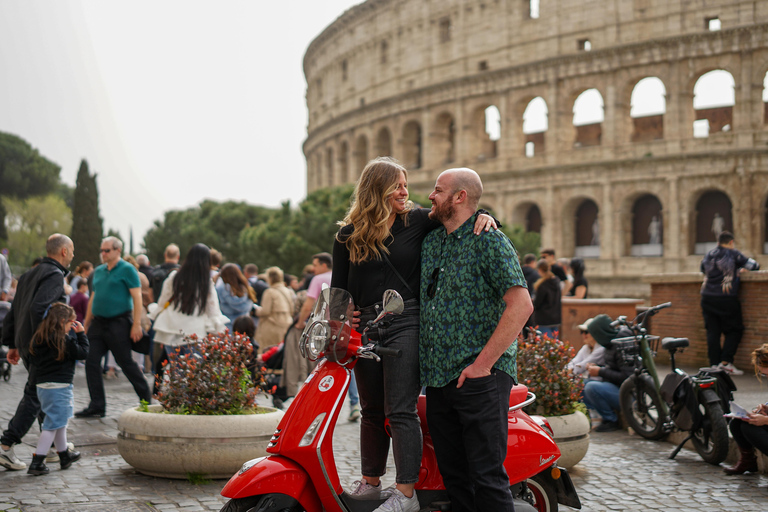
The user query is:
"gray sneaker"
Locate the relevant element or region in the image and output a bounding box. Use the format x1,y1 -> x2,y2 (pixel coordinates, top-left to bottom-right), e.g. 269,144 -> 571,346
373,489 -> 420,512
46,442 -> 75,463
349,479 -> 382,499
0,445 -> 27,471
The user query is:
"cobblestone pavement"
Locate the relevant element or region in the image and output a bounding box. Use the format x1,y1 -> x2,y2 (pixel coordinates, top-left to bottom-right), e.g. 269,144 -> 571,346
1,364 -> 766,511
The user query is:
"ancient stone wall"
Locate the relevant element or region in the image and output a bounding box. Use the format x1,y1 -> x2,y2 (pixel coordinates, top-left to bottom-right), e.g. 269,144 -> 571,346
303,0 -> 768,297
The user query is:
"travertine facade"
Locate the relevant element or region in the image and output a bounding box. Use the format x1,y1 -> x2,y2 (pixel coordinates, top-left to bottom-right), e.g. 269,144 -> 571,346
303,0 -> 768,297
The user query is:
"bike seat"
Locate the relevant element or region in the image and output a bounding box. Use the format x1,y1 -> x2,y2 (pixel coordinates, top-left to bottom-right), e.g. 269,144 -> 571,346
661,337 -> 689,350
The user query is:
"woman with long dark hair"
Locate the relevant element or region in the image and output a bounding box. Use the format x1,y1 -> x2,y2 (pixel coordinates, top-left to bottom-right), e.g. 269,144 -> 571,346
332,157 -> 495,512
568,257 -> 588,298
216,263 -> 256,330
532,259 -> 561,338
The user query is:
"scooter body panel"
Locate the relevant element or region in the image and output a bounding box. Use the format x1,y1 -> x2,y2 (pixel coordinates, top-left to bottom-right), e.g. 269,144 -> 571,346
220,456 -> 323,512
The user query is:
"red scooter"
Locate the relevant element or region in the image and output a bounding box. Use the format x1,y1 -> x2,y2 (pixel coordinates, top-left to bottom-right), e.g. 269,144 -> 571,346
220,288 -> 581,512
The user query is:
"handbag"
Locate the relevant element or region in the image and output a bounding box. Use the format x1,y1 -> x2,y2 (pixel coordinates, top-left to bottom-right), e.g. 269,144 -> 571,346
132,331 -> 152,354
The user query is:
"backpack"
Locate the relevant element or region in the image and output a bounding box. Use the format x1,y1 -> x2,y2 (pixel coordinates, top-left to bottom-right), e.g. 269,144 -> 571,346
151,263 -> 178,302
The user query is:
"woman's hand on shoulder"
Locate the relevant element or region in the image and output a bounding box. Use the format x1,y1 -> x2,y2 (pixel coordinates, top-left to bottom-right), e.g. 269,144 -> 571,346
473,213 -> 497,235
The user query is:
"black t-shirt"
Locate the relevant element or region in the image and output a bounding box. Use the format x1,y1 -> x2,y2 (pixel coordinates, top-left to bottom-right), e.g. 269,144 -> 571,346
331,208 -> 439,308
551,263 -> 567,282
569,276 -> 589,298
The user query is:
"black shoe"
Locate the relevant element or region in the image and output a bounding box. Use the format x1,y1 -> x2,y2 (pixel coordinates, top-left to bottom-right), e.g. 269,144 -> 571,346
74,407 -> 105,418
58,448 -> 81,470
27,454 -> 49,475
595,420 -> 621,432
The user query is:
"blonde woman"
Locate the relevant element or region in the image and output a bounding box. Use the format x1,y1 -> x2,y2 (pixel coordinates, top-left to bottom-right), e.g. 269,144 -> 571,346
254,266 -> 295,355
331,157 -> 496,512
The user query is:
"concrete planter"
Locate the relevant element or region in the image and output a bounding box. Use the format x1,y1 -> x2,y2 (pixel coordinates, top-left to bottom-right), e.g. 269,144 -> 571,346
546,410 -> 591,469
117,404 -> 283,479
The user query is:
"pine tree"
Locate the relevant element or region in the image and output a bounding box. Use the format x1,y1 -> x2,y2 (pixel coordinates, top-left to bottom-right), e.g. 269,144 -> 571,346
71,159 -> 104,267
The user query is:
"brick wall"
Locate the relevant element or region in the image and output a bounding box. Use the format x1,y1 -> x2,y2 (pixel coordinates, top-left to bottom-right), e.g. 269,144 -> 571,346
560,298 -> 645,351
647,271 -> 768,369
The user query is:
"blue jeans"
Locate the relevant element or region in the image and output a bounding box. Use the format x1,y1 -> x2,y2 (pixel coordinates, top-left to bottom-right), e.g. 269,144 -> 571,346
583,380 -> 620,422
348,369 -> 359,407
355,299 -> 421,484
537,325 -> 559,338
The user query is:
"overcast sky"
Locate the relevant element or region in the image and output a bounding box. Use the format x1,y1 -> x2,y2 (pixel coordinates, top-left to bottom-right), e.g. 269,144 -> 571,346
0,0 -> 360,246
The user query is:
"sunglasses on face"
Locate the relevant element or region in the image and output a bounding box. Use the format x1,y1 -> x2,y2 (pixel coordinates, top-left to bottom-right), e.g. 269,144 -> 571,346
426,267 -> 440,299
580,330 -> 589,335
100,248 -> 113,253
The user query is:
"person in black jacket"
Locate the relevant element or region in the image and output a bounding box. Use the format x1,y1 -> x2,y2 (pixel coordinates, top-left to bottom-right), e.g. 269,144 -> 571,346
532,259 -> 561,337
26,303 -> 88,475
583,314 -> 632,432
0,234 -> 74,472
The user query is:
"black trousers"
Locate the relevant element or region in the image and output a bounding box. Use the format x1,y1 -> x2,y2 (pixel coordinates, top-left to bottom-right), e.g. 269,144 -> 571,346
730,418 -> 768,456
0,360 -> 45,447
426,369 -> 515,512
701,295 -> 744,365
85,313 -> 151,411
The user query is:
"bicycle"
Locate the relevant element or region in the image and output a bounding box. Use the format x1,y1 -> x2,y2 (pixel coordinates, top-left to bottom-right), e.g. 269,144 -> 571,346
612,302 -> 734,465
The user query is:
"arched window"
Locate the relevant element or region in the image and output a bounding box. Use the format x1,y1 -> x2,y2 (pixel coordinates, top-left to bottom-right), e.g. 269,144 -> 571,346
325,148 -> 334,187
574,199 -> 600,258
313,153 -> 323,190
376,128 -> 392,157
694,190 -> 732,254
526,204 -> 542,233
631,77 -> 666,142
573,89 -> 604,147
433,112 -> 456,164
402,121 -> 422,169
470,104 -> 499,160
693,70 -> 735,138
339,141 -> 350,183
523,97 -> 548,157
630,194 -> 663,256
355,135 -> 368,176
763,71 -> 768,125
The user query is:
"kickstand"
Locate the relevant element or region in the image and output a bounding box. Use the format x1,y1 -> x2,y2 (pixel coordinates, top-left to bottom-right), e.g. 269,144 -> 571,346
669,433 -> 693,459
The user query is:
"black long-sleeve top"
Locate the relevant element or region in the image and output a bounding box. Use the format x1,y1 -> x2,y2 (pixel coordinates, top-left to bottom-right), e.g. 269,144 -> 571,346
597,345 -> 634,386
533,277 -> 561,325
29,331 -> 89,384
332,208 -> 439,308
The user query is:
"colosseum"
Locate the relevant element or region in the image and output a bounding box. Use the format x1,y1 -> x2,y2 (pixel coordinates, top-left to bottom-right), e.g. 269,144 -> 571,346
302,0 -> 768,297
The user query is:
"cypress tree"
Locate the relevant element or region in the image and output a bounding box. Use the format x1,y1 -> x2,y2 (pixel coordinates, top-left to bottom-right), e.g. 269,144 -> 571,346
71,159 -> 104,267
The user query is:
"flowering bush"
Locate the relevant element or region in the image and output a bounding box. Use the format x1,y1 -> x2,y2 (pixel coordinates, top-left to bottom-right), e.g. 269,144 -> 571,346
157,331 -> 266,415
517,332 -> 584,417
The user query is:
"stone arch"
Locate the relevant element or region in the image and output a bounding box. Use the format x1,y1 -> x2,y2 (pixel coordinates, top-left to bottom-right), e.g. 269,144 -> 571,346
692,189 -> 733,254
523,97 -> 548,157
375,127 -> 392,157
630,77 -> 666,142
354,134 -> 369,177
692,70 -> 735,138
511,201 -> 543,234
313,152 -> 323,190
562,195 -> 600,258
325,147 -> 334,187
572,88 -> 604,147
401,120 -> 422,169
763,70 -> 768,125
629,194 -> 664,256
431,111 -> 456,165
468,102 -> 500,160
338,140 -> 350,184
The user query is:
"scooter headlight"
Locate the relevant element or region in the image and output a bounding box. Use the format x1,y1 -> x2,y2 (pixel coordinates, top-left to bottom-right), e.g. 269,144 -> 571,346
303,321 -> 329,360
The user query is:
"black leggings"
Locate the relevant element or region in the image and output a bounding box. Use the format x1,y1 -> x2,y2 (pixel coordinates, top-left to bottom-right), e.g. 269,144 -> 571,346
729,418 -> 768,455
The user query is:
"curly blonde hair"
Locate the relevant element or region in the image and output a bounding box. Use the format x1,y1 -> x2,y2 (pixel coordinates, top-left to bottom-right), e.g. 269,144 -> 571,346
337,157 -> 413,264
751,343 -> 768,380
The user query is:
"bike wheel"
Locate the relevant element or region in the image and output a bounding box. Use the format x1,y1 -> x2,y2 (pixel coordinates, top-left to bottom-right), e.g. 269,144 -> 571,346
220,494 -> 303,512
524,474 -> 558,512
619,376 -> 666,440
691,401 -> 729,465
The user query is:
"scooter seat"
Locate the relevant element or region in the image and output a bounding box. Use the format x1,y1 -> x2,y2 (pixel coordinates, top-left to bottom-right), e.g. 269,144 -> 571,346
661,337 -> 689,350
509,384 -> 529,408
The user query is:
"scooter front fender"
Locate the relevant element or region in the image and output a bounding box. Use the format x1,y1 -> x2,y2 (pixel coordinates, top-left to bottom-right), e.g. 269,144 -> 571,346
220,456 -> 323,512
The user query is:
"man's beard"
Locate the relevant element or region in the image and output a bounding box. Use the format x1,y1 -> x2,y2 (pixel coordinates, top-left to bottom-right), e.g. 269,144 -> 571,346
429,197 -> 455,224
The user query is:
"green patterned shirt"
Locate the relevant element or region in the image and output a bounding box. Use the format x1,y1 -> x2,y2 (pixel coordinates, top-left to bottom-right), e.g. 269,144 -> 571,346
419,213 -> 526,388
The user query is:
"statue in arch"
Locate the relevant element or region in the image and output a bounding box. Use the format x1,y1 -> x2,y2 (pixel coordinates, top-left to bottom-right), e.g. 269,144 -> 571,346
648,216 -> 661,245
591,218 -> 600,246
711,212 -> 725,240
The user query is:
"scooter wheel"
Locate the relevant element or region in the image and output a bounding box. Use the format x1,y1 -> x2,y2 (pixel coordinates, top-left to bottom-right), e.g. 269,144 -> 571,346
220,494 -> 303,512
523,475 -> 558,512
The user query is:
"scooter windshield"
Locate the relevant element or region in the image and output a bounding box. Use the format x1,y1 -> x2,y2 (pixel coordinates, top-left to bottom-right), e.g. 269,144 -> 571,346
300,287 -> 355,363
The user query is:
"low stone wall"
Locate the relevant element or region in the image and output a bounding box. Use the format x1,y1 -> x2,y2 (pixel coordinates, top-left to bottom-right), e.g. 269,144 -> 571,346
644,271 -> 768,369
559,298 -> 645,352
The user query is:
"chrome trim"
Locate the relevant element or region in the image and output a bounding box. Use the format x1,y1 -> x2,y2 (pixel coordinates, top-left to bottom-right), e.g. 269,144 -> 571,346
118,432 -> 273,444
316,367 -> 350,509
509,392 -> 536,412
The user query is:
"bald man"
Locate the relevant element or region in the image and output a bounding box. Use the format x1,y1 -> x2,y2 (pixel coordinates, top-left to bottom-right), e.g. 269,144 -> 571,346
420,168 -> 533,512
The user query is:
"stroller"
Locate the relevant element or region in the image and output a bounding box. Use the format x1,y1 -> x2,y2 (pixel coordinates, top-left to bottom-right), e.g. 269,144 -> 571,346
0,301 -> 11,382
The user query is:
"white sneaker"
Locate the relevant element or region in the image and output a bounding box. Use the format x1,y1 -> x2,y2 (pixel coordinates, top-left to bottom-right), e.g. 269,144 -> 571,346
718,362 -> 744,376
46,442 -> 75,463
349,479 -> 382,499
348,404 -> 361,422
373,489 -> 420,512
0,445 -> 27,470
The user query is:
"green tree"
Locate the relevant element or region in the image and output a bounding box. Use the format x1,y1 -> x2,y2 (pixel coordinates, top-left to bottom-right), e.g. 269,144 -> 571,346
0,131 -> 61,241
71,160 -> 104,267
3,194 -> 73,267
500,224 -> 542,259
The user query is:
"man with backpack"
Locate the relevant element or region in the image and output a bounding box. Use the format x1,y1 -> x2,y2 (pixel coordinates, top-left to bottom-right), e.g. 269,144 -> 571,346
151,244 -> 180,303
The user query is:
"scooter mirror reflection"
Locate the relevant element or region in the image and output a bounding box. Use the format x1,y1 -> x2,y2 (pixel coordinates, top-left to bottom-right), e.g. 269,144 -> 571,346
370,289 -> 404,326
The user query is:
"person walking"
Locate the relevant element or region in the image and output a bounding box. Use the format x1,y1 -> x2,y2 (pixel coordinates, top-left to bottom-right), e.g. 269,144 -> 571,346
0,249 -> 12,302
253,266 -> 294,354
0,234 -> 75,471
216,263 -> 255,330
700,231 -> 760,375
532,259 -> 561,338
420,167 -> 532,512
26,303 -> 88,475
75,237 -> 151,418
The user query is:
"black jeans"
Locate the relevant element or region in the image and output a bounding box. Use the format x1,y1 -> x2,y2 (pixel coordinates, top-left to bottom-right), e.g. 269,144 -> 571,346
0,360 -> 45,447
85,313 -> 152,411
426,369 -> 515,512
730,418 -> 768,456
701,295 -> 743,365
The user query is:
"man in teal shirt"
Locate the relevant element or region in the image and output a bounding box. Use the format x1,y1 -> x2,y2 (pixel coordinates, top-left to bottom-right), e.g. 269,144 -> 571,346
420,168 -> 533,512
76,236 -> 150,417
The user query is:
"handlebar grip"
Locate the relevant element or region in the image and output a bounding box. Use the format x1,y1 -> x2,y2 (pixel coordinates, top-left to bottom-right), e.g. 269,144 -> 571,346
655,302 -> 672,309
375,346 -> 402,358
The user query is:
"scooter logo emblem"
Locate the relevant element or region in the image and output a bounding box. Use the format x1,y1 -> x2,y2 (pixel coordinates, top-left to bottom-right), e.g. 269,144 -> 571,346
539,454 -> 556,466
318,376 -> 334,392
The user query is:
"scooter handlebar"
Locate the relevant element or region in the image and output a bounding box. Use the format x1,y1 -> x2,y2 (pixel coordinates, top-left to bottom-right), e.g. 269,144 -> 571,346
374,346 -> 402,358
